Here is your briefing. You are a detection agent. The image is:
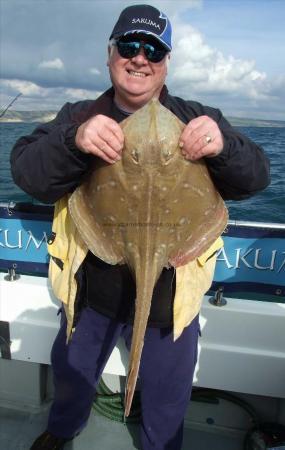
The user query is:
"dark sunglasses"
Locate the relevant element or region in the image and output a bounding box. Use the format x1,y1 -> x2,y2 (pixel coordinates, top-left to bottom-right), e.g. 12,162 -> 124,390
115,39 -> 168,63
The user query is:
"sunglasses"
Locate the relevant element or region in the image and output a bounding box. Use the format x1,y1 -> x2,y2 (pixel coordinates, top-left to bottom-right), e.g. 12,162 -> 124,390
115,39 -> 168,63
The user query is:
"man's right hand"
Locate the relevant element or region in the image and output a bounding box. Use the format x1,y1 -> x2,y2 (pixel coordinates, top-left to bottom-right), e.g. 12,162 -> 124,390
75,115 -> 124,164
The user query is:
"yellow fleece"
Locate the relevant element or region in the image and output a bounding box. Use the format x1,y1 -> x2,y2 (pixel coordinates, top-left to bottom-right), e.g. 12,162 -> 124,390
48,196 -> 223,340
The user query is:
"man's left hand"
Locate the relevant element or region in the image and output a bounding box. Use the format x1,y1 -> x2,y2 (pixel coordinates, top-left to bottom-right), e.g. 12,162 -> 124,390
179,115 -> 224,161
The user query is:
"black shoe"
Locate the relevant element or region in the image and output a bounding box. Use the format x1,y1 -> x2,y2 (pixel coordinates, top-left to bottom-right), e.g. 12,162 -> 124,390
30,430 -> 72,449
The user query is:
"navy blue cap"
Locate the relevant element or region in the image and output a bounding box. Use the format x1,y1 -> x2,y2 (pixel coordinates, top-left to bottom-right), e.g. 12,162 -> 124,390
109,4 -> 172,51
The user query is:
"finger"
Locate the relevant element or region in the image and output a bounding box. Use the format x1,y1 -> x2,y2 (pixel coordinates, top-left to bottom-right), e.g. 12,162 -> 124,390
179,122 -> 194,147
95,148 -> 120,165
187,129 -> 218,154
185,134 -> 224,160
180,116 -> 212,150
180,122 -> 210,153
94,138 -> 122,161
182,120 -> 219,155
97,129 -> 123,153
106,119 -> 125,146
185,142 -> 217,160
180,116 -> 217,146
186,115 -> 214,130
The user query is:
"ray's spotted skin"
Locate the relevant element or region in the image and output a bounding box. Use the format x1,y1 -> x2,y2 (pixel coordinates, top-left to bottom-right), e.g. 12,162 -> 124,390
69,99 -> 228,416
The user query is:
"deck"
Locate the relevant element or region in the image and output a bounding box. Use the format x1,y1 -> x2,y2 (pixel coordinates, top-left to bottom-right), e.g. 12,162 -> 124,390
0,401 -> 244,450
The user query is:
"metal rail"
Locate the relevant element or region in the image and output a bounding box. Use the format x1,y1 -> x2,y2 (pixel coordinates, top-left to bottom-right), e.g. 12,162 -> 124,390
1,202 -> 284,230
227,219 -> 285,230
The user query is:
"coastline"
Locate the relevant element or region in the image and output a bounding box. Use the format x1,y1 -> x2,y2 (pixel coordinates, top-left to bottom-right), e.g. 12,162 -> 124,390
0,111 -> 284,128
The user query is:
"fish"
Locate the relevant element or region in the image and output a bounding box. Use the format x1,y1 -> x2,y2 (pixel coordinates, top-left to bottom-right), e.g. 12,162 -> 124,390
68,99 -> 228,417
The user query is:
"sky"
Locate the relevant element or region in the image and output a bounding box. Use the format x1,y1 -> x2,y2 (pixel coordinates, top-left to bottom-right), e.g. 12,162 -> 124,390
0,0 -> 284,120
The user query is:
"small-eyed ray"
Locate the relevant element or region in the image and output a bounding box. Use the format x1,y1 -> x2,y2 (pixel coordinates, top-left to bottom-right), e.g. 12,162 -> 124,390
69,99 -> 228,416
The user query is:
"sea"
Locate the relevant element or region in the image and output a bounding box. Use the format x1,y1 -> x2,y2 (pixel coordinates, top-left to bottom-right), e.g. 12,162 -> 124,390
0,122 -> 284,224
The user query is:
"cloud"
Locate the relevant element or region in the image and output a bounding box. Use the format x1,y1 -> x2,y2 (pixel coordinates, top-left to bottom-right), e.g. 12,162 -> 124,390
1,79 -> 44,96
0,78 -> 102,111
0,0 -> 283,119
89,67 -> 101,75
169,22 -> 269,101
38,58 -> 64,70
65,88 -> 102,100
152,0 -> 202,15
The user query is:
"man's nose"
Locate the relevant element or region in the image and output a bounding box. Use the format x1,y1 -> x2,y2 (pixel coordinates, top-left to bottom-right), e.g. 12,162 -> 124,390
131,47 -> 148,64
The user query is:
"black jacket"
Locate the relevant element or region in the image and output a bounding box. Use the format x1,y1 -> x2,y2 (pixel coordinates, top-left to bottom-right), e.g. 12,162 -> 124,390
10,86 -> 270,204
10,86 -> 270,327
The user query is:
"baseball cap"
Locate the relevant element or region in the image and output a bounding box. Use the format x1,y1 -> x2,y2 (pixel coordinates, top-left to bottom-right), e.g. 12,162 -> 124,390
109,4 -> 172,51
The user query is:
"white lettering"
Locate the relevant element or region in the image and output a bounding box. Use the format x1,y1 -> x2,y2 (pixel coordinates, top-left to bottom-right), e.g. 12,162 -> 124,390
3,229 -> 22,249
0,228 -> 48,250
254,249 -> 277,270
216,247 -> 233,269
278,253 -> 285,273
25,231 -> 48,251
0,229 -> 4,247
217,248 -> 284,273
131,17 -> 160,29
235,248 -> 253,269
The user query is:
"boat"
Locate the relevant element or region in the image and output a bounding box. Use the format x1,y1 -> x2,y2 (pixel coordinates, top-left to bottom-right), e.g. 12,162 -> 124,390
1,201 -> 285,449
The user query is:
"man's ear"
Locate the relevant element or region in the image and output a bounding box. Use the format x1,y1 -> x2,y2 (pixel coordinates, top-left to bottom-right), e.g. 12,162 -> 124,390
165,52 -> 171,72
107,46 -> 111,66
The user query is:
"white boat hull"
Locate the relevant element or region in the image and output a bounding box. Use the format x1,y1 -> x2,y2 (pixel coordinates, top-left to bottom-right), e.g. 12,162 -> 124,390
1,272 -> 284,399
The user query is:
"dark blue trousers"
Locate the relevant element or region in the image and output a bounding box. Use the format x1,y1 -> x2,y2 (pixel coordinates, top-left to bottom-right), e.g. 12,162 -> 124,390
47,306 -> 199,450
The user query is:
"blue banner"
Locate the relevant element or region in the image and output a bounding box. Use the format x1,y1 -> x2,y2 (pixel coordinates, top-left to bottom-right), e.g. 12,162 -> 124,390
213,224 -> 285,297
0,205 -> 52,275
0,205 -> 284,296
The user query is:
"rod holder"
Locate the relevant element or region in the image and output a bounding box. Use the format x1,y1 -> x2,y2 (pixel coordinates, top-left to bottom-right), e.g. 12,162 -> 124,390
209,287 -> 227,307
4,267 -> 20,282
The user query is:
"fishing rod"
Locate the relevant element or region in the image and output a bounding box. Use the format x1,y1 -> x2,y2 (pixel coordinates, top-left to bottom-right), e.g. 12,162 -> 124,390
0,93 -> 22,118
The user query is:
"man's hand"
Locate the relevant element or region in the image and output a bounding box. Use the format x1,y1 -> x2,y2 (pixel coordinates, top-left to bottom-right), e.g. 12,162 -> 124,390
75,115 -> 124,164
179,115 -> 224,161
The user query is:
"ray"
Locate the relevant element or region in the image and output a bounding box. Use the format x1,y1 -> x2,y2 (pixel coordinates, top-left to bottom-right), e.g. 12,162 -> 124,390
68,99 -> 228,416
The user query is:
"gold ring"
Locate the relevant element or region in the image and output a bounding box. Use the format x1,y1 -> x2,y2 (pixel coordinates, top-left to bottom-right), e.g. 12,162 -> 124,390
205,135 -> 212,144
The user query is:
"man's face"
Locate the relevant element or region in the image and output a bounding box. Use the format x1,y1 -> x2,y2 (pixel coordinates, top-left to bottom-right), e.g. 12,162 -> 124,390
108,35 -> 169,112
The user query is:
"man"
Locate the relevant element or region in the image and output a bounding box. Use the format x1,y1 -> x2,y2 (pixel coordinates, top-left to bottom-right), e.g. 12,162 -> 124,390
10,4 -> 270,450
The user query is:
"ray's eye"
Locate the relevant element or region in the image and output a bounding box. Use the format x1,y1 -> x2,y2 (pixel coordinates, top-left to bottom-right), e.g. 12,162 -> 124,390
162,147 -> 172,162
131,148 -> 140,163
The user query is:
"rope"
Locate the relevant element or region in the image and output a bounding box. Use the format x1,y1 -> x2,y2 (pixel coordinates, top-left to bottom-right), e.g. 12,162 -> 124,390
93,378 -> 141,423
93,379 -> 260,428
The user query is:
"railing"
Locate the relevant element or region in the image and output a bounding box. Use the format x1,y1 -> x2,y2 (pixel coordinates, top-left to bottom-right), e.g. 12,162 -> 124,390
0,202 -> 284,301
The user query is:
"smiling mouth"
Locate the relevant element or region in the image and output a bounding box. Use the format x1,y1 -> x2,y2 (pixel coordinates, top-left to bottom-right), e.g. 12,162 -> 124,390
127,70 -> 147,78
